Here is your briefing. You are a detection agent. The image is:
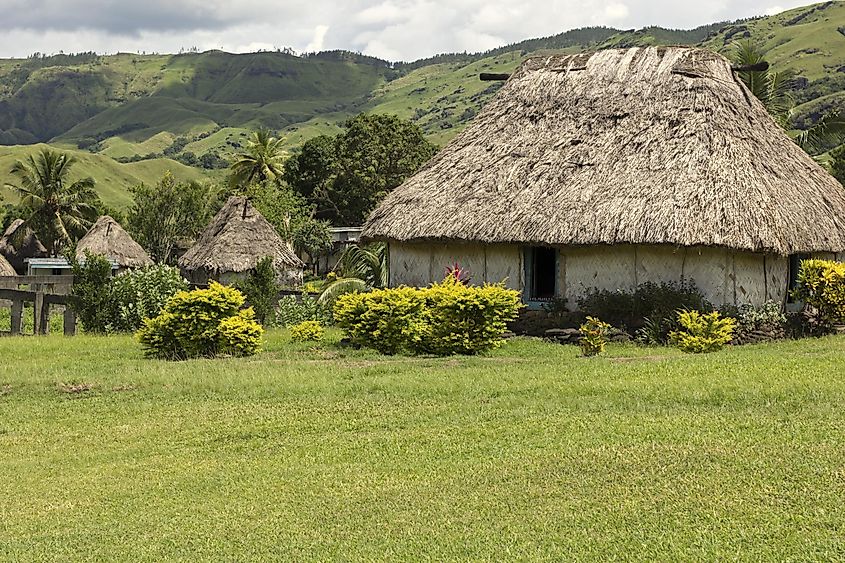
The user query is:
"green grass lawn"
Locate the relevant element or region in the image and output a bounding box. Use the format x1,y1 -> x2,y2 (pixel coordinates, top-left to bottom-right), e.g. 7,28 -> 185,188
1,331 -> 845,560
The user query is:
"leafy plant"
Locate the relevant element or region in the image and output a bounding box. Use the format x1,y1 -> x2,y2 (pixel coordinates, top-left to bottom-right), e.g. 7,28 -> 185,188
421,276 -> 521,355
732,41 -> 794,127
108,265 -> 188,332
276,293 -> 332,327
229,128 -> 286,189
289,320 -> 324,343
579,317 -> 611,357
669,310 -> 736,354
317,243 -> 388,310
445,262 -> 471,285
237,256 -> 280,326
68,250 -> 114,333
792,259 -> 845,329
733,300 -> 787,338
136,282 -> 263,359
578,279 -> 710,337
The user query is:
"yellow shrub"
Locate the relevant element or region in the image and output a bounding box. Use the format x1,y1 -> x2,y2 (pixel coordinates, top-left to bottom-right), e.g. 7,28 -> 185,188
290,320 -> 325,343
333,287 -> 429,355
579,317 -> 611,357
136,282 -> 264,359
793,259 -> 845,327
669,310 -> 735,354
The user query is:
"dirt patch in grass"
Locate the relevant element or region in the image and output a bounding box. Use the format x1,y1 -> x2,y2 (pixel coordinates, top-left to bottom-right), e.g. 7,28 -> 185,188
57,381 -> 95,394
0,384 -> 11,397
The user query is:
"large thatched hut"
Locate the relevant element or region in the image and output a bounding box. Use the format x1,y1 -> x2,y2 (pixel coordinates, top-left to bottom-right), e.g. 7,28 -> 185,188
179,196 -> 304,286
0,219 -> 48,274
76,216 -> 153,271
363,47 -> 845,308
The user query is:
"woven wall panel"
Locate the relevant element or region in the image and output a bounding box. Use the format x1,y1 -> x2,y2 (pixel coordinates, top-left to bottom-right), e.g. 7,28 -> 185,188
389,243 -> 433,287
767,255 -> 788,303
485,245 -> 522,289
563,246 -> 636,305
637,246 -> 685,285
682,246 -> 729,306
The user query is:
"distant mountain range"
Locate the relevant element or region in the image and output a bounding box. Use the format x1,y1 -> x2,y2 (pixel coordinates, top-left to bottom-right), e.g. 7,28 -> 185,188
0,1 -> 843,207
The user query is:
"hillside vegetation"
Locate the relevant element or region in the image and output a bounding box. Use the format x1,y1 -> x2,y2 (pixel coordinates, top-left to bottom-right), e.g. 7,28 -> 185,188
0,2 -> 843,206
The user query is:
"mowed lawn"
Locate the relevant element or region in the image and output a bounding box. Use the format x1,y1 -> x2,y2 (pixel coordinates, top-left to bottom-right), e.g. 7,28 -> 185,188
1,332 -> 845,561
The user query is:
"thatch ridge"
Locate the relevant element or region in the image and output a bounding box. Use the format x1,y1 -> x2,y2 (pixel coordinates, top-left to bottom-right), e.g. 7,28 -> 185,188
363,46 -> 845,255
0,219 -> 48,273
76,216 -> 153,268
179,196 -> 304,280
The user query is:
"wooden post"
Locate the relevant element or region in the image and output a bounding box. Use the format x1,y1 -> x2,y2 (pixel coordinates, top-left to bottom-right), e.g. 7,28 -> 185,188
63,308 -> 77,336
40,299 -> 50,335
34,292 -> 44,335
10,300 -> 22,335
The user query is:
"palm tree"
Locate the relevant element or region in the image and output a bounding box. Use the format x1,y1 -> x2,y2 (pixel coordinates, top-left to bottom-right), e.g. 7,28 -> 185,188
229,128 -> 286,190
732,41 -> 795,127
5,149 -> 98,256
317,243 -> 388,307
794,112 -> 845,157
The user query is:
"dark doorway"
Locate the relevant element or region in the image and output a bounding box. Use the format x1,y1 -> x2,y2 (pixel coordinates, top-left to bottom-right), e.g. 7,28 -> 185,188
787,253 -> 811,302
531,247 -> 557,300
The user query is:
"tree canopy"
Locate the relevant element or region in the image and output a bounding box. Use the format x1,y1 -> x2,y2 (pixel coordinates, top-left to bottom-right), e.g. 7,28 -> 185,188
283,114 -> 438,225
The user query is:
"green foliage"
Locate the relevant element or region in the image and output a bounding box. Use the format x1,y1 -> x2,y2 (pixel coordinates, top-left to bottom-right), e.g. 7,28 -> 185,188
236,257 -> 280,326
333,286 -> 429,355
579,317 -> 611,357
284,114 -> 438,225
333,278 -> 522,356
421,276 -> 522,355
228,129 -> 286,190
68,251 -> 114,333
136,282 -> 263,359
669,310 -> 736,354
578,279 -> 711,339
792,259 -> 845,328
732,300 -> 787,338
289,320 -> 324,343
830,145 -> 845,186
127,172 -> 219,264
317,243 -> 389,311
732,41 -> 795,127
276,293 -> 332,327
5,149 -> 99,255
108,265 -> 189,332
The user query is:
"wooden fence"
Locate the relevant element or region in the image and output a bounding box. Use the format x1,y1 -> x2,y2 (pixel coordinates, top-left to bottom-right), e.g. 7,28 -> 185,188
0,276 -> 76,336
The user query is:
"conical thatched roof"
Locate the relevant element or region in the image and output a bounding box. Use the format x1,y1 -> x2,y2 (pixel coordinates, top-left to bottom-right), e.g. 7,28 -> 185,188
363,47 -> 845,255
76,216 -> 153,268
0,253 -> 15,276
179,196 -> 304,278
0,219 -> 48,273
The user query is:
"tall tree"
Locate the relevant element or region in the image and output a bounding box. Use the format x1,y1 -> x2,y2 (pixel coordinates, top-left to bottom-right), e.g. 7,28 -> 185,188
732,41 -> 795,127
284,114 -> 438,225
127,172 -> 219,264
4,149 -> 98,255
228,128 -> 286,190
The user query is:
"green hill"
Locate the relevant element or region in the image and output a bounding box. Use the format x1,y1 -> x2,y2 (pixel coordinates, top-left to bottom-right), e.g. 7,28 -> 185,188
0,1 -> 843,207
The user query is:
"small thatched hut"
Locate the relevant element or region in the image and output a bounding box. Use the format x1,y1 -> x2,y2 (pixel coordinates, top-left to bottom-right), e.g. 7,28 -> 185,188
179,196 -> 304,286
0,219 -> 48,274
0,252 -> 16,277
363,47 -> 845,308
76,216 -> 153,271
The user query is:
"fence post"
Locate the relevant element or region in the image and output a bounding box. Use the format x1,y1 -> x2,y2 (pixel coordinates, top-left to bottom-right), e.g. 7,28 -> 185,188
10,300 -> 23,335
34,292 -> 44,335
63,308 -> 77,336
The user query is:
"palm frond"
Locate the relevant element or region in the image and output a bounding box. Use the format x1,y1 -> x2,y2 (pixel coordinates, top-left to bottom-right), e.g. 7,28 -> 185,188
794,112 -> 845,155
316,277 -> 370,308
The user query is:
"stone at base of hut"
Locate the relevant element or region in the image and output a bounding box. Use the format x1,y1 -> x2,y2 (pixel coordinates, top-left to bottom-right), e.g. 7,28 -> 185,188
834,325 -> 845,335
733,324 -> 786,345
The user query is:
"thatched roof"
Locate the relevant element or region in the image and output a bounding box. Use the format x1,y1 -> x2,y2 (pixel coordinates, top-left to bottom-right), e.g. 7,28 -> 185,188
363,47 -> 845,255
76,216 -> 153,268
0,253 -> 15,276
0,219 -> 48,273
179,196 -> 304,276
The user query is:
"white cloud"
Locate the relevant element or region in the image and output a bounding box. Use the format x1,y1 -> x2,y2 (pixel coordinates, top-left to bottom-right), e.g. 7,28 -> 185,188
764,5 -> 785,16
604,2 -> 630,21
0,0 -> 819,61
305,25 -> 330,52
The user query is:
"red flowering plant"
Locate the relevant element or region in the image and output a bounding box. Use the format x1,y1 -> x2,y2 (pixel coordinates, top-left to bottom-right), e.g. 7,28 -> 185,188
445,262 -> 471,285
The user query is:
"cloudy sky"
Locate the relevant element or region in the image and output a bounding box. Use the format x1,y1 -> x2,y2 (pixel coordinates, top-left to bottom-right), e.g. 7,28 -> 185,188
0,0 -> 812,62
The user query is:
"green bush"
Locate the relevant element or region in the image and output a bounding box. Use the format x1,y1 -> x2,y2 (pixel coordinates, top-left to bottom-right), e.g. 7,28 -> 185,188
579,279 -> 711,340
237,256 -> 280,326
276,294 -> 332,327
580,317 -> 611,357
333,278 -> 522,356
333,286 -> 429,355
731,300 -> 786,340
792,259 -> 845,328
69,251 -> 115,333
420,276 -> 522,355
136,282 -> 263,359
109,265 -> 188,332
290,320 -> 324,342
669,310 -> 736,354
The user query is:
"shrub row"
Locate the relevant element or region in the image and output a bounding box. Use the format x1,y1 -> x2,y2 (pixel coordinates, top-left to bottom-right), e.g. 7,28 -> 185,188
333,277 -> 522,355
